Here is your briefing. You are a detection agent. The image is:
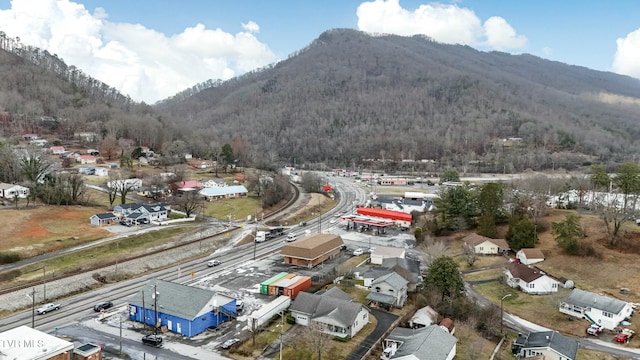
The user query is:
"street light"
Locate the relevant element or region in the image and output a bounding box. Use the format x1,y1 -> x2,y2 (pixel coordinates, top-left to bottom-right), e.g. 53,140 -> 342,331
501,293 -> 512,336
26,288 -> 35,328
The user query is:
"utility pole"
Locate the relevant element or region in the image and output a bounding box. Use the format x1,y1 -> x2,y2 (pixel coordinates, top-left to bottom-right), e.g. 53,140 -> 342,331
42,266 -> 46,301
501,293 -> 512,336
119,314 -> 123,355
153,284 -> 158,335
27,288 -> 35,328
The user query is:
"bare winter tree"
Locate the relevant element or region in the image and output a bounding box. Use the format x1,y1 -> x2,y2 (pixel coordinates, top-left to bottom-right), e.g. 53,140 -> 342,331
171,191 -> 203,218
463,244 -> 478,267
303,321 -> 333,360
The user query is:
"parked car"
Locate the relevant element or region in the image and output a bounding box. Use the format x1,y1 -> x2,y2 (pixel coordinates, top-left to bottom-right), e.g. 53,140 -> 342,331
207,259 -> 221,267
36,303 -> 60,315
352,248 -> 364,256
220,338 -> 240,349
586,324 -> 603,336
615,329 -> 635,343
94,301 -> 113,312
142,334 -> 163,347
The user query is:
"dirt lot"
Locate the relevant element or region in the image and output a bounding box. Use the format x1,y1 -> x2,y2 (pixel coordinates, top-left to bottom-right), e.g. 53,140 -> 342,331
0,206 -> 109,257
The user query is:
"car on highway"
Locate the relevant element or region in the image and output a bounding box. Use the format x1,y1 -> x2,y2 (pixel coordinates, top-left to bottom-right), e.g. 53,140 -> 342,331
352,248 -> 364,256
142,334 -> 163,347
220,338 -> 240,349
329,219 -> 337,224
94,301 -> 113,312
36,303 -> 60,315
286,233 -> 297,242
207,259 -> 221,267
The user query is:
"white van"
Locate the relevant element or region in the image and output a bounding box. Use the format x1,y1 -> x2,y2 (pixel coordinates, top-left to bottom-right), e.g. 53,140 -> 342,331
287,233 -> 297,242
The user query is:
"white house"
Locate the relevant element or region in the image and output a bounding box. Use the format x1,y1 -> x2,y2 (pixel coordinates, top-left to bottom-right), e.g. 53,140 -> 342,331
0,183 -> 30,199
107,178 -> 143,190
288,287 -> 369,339
76,155 -> 97,164
366,272 -> 409,309
559,288 -> 634,330
516,248 -> 545,265
504,263 -> 561,295
381,325 -> 456,360
370,246 -> 406,265
512,331 -> 578,360
50,145 -> 66,155
462,233 -> 510,255
409,306 -> 439,328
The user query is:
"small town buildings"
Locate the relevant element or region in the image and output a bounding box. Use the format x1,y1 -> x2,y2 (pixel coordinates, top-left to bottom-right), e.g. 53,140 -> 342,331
559,288 -> 634,330
381,325 -> 457,360
50,145 -> 66,155
289,287 -> 370,339
202,178 -> 226,188
76,155 -> 97,164
173,180 -> 203,192
0,325 -> 74,360
361,257 -> 423,292
356,207 -> 412,228
504,263 -> 562,295
129,279 -> 236,337
30,139 -> 48,146
516,248 -> 545,265
370,246 -> 406,265
366,272 -> 409,309
90,213 -> 118,227
199,185 -> 248,201
0,183 -> 30,199
462,233 -> 510,255
107,178 -> 143,190
511,331 -> 578,360
280,233 -> 344,268
112,203 -> 168,223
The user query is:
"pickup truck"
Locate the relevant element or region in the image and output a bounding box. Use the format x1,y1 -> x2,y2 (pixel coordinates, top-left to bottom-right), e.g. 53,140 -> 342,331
36,303 -> 60,315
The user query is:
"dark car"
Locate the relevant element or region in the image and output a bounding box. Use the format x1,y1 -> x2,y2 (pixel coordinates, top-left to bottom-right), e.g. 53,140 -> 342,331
93,301 -> 113,312
142,334 -> 163,347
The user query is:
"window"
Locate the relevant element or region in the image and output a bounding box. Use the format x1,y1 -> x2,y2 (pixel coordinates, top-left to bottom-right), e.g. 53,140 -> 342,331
552,283 -> 558,288
375,287 -> 381,292
528,283 -> 535,288
603,311 -> 614,318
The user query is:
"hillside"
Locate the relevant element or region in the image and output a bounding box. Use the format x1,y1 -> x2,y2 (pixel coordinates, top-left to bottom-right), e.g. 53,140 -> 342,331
156,29 -> 640,171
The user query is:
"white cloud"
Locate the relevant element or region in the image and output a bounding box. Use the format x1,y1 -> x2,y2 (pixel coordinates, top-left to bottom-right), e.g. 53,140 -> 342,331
0,0 -> 276,103
242,21 -> 260,33
613,28 -> 640,79
356,0 -> 526,50
541,47 -> 553,57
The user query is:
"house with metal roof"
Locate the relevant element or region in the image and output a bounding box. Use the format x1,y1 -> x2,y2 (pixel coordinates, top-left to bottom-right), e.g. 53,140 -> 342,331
0,182 -> 30,199
90,212 -> 117,227
289,287 -> 369,339
370,246 -> 406,265
559,288 -> 634,330
511,330 -> 578,360
280,233 -> 344,268
199,185 -> 248,201
381,324 -> 457,360
504,263 -> 562,295
128,279 -> 236,337
366,272 -> 409,309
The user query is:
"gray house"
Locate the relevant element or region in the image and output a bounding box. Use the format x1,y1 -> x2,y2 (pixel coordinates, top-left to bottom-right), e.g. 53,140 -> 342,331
289,287 -> 369,338
511,331 -> 578,360
366,272 -> 409,309
381,325 -> 457,360
90,213 -> 117,227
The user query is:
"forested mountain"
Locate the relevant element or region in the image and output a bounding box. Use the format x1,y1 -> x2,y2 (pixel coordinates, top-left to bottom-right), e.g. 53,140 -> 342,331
157,29 -> 640,173
2,28 -> 640,174
0,36 -> 179,152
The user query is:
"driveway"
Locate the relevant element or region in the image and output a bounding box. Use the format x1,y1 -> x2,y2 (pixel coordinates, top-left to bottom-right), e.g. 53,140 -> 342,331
346,308 -> 398,360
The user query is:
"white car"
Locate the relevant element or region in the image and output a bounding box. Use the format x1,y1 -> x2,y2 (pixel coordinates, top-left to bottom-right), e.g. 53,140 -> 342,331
286,233 -> 297,242
36,303 -> 60,315
207,259 -> 221,267
352,248 -> 364,256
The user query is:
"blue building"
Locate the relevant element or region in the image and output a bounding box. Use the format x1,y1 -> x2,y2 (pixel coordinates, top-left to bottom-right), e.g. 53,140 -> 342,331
129,279 -> 236,337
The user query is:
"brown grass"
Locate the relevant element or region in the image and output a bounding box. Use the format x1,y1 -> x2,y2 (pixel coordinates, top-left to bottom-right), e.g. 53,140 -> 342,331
0,206 -> 109,255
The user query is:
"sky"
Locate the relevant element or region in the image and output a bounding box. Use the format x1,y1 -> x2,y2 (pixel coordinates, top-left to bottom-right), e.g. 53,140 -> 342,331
0,0 -> 638,104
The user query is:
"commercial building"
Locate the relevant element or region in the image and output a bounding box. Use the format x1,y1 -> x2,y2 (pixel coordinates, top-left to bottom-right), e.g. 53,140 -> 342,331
280,234 -> 344,268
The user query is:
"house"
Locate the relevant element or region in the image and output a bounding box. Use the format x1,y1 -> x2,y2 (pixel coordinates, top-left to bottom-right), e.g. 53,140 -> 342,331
76,155 -> 97,164
173,180 -> 203,192
361,257 -> 423,292
289,287 -> 370,339
50,145 -> 66,155
22,133 -> 39,141
504,263 -> 562,295
280,233 -> 344,268
0,325 -> 74,360
113,203 -> 168,222
409,306 -> 439,328
93,167 -> 109,176
370,246 -> 406,265
516,248 -> 545,265
30,139 -> 48,146
511,331 -> 578,360
366,272 -> 409,309
199,185 -> 248,201
90,213 -> 118,227
462,233 -> 510,255
107,178 -> 143,190
381,325 -> 457,360
129,279 -> 236,337
74,131 -> 99,142
202,178 -> 226,188
559,288 -> 634,330
0,183 -> 30,199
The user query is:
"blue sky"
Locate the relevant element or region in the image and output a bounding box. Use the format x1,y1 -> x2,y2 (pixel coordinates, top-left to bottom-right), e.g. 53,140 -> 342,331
0,0 -> 638,104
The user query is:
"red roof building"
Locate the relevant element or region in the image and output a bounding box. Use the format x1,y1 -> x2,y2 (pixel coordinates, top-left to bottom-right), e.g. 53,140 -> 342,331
356,207 -> 412,227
